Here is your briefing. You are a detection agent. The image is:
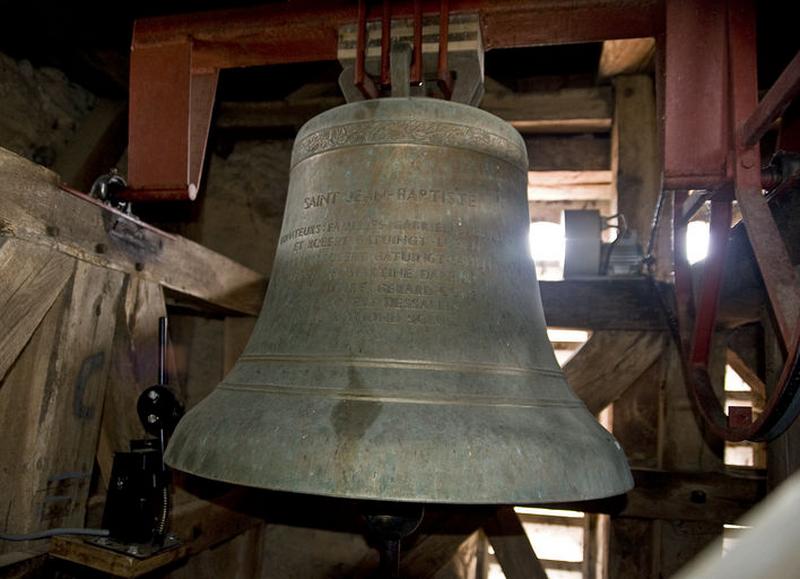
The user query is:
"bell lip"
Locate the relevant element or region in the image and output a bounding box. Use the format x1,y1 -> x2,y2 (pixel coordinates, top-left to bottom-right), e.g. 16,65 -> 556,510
165,457 -> 633,506
165,456 -> 635,507
291,97 -> 528,171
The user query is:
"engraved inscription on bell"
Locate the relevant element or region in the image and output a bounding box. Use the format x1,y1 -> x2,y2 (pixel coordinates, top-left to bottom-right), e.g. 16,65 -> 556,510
165,98 -> 633,504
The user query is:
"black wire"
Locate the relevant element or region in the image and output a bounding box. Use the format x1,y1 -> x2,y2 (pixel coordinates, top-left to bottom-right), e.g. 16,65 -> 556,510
0,528 -> 110,541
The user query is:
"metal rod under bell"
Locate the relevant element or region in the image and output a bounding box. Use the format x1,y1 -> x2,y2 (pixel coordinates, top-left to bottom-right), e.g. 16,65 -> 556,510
158,316 -> 167,385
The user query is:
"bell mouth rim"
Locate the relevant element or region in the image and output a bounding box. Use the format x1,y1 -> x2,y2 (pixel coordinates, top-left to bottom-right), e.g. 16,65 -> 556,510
166,459 -> 633,507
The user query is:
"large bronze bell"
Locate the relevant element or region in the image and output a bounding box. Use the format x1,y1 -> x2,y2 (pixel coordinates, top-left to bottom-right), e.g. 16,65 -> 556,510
165,98 -> 633,503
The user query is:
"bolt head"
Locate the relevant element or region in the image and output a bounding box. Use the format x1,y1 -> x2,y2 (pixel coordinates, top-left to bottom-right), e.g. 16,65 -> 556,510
147,414 -> 158,424
148,390 -> 159,401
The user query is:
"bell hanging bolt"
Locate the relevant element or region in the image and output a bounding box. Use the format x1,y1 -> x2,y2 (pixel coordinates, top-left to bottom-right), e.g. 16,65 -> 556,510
148,390 -> 159,401
147,414 -> 158,424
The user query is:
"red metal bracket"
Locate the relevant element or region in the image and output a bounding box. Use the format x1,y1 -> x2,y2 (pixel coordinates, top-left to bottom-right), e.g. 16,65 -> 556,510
124,39 -> 218,202
670,0 -> 800,441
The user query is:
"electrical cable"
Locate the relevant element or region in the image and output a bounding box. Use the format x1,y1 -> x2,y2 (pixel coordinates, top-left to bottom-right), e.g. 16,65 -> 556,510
0,528 -> 110,541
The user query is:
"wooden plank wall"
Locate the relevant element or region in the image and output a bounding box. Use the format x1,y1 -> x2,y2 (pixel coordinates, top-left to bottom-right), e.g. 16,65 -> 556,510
0,149 -> 267,567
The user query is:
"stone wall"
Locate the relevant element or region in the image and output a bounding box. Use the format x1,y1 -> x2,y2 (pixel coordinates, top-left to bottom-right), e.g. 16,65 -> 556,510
0,52 -> 96,168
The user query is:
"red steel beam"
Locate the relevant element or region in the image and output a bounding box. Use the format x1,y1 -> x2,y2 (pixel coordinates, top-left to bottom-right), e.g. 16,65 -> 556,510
729,0 -> 800,349
126,0 -> 661,201
663,0 -> 730,190
126,42 -> 218,201
741,50 -> 800,148
132,0 -> 663,71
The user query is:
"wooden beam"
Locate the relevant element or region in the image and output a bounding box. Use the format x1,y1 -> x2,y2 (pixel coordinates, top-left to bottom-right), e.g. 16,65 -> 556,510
0,147 -> 267,316
552,466 -> 763,530
0,552 -> 48,578
604,342 -> 665,578
216,98 -> 343,133
618,468 -> 765,524
0,239 -> 75,381
216,87 -> 613,136
96,277 -> 167,487
612,75 -> 661,253
565,330 -> 669,414
483,507 -> 548,579
539,278 -> 669,331
483,87 -> 613,133
597,38 -> 656,81
0,261 -> 124,556
400,509 -> 491,578
658,340 -> 725,577
525,135 -> 611,172
528,170 -> 614,201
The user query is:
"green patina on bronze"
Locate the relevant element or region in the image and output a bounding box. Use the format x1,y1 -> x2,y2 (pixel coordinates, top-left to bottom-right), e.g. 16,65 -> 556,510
166,98 -> 632,504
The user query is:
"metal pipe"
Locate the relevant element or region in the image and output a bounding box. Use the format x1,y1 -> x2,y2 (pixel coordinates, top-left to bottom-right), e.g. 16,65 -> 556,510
355,0 -> 379,99
380,0 -> 391,88
158,316 -> 168,385
411,0 -> 423,85
437,0 -> 453,99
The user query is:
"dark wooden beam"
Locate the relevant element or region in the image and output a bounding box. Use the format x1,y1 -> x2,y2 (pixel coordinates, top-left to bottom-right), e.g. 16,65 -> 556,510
216,87 -> 614,136
540,278 -> 669,331
0,147 -> 266,316
526,135 -> 610,171
553,468 -> 765,525
483,507 -> 548,579
400,510 -> 491,578
565,331 -> 669,414
484,87 -> 613,134
612,75 -> 661,258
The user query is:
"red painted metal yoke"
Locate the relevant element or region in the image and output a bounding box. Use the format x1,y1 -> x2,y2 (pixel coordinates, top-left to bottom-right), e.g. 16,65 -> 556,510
123,0 -> 662,201
668,0 -> 800,441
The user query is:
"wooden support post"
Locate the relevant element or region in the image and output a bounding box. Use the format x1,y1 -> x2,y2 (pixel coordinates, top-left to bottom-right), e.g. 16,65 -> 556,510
400,510 -> 491,578
96,277 -> 168,487
0,260 -> 124,555
483,507 -> 548,579
606,350 -> 665,579
0,239 -> 75,381
612,75 -> 664,274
